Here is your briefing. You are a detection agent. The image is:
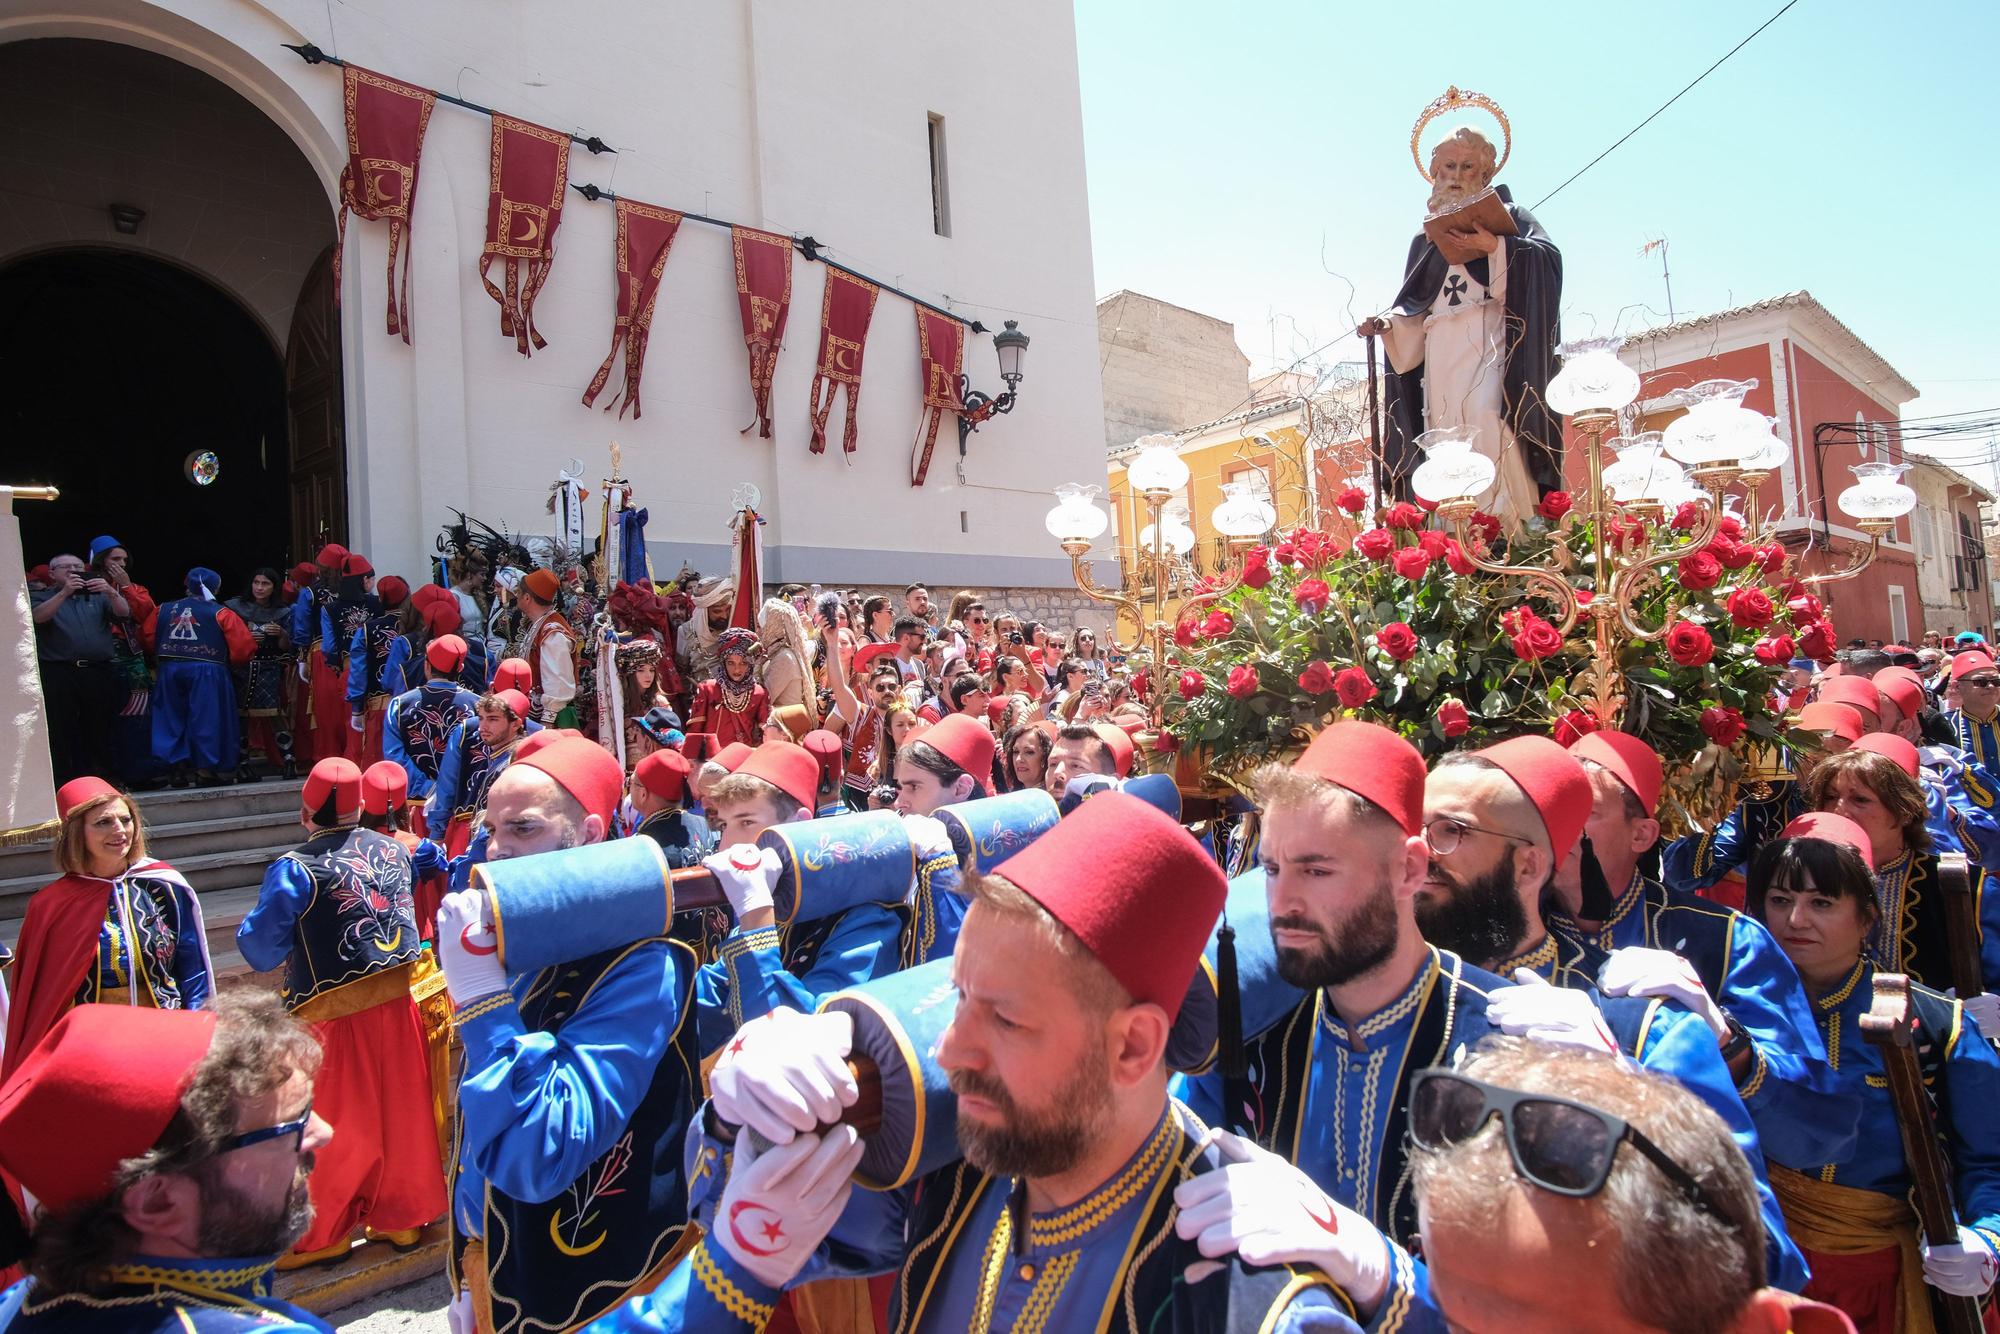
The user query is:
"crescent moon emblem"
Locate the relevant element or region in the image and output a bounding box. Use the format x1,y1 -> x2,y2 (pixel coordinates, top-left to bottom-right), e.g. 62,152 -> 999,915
514,214 -> 543,245
460,923 -> 498,956
372,170 -> 402,204
377,927 -> 403,953
832,345 -> 857,374
548,1212 -> 607,1257
728,1200 -> 788,1257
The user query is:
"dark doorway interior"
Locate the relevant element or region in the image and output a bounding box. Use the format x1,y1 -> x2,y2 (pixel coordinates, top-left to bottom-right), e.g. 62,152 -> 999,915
1,249 -> 292,599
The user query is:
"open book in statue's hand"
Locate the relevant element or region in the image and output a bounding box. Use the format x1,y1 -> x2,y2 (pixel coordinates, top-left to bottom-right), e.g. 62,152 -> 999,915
1423,188 -> 1518,265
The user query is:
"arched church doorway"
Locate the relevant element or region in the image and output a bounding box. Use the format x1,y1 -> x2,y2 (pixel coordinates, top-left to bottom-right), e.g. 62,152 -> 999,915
0,36 -> 342,590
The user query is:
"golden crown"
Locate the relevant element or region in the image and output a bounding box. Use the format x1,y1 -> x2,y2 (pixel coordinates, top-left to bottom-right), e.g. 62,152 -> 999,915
1410,86 -> 1512,183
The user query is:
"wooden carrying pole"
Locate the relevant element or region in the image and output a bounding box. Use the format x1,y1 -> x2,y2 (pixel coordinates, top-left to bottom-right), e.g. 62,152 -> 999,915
1859,972 -> 1987,1334
1936,852 -> 1986,1000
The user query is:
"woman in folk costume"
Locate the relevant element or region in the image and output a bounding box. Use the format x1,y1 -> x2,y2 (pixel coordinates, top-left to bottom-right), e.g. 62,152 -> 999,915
685,628 -> 770,758
139,567 -> 256,788
616,637 -> 674,769
1749,815 -> 2000,1333
2,778 -> 213,1083
758,596 -> 815,714
226,566 -> 298,779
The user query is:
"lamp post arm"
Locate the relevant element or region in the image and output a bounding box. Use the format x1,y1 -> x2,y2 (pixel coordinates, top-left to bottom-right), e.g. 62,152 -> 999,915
1799,525 -> 1886,586
1441,507 -> 1583,634
1066,547 -> 1147,655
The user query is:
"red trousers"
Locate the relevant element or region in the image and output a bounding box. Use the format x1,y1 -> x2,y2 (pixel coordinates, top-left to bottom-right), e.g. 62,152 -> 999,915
346,702 -> 386,769
309,658 -> 349,768
292,992 -> 447,1253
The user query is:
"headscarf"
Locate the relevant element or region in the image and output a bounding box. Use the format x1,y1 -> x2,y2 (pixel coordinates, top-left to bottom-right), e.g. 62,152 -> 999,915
687,577 -> 736,659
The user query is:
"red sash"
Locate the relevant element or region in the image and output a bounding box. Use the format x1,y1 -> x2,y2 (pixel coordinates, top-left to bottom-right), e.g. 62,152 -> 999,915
731,226 -> 794,438
334,66 -> 436,342
808,270 -> 879,455
911,308 -> 966,486
479,115 -> 571,357
582,199 -> 684,418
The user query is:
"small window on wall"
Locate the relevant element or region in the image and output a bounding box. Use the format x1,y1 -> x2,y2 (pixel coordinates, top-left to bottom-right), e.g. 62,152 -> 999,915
1888,585 -> 1909,644
927,114 -> 951,237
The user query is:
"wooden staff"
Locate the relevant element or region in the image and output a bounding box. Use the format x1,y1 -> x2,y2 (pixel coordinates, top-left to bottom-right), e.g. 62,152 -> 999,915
1936,852 -> 1986,1000
1363,331 -> 1384,504
1859,972 -> 1986,1334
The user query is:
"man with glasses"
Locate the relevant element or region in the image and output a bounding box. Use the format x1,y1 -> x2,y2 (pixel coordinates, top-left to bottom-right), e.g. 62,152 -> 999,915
1947,650 -> 2000,776
827,649 -> 901,810
888,615 -> 928,682
1410,1038 -> 1858,1333
0,995 -> 335,1332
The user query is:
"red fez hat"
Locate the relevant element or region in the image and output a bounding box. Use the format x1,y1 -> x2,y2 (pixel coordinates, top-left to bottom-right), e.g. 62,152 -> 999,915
27,564 -> 50,585
493,659 -> 533,693
492,688 -> 532,723
1796,701 -> 1865,744
1092,722 -> 1136,779
1818,663 -> 1845,678
422,601 -> 463,638
376,574 -> 409,608
1951,650 -> 1998,681
634,748 -> 692,803
914,715 -> 994,794
1476,735 -> 1593,861
1852,732 -> 1920,779
853,643 -> 900,676
736,740 -> 820,812
713,741 -> 754,773
303,757 -> 363,820
361,760 -> 409,816
1568,732 -> 1663,818
1817,676 -> 1882,718
1780,811 -> 1873,868
989,791 -> 1225,1021
514,735 -> 624,828
511,728 -> 567,762
411,583 -> 451,610
801,728 -> 845,779
426,633 -> 469,674
287,561 -> 318,587
315,542 -> 348,568
0,1006 -> 218,1213
522,568 -> 560,602
341,553 -> 374,578
1871,669 -> 1923,723
56,776 -> 120,820
1290,721 -> 1425,836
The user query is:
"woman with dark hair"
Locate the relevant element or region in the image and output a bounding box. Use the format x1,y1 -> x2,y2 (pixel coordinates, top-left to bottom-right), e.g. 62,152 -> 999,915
861,594 -> 894,644
1071,624 -> 1108,679
1001,720 -> 1051,792
226,567 -> 296,778
1748,819 -> 2000,1332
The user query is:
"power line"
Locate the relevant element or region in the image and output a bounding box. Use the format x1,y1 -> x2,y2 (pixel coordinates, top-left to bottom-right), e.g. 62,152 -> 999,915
1532,0 -> 1802,210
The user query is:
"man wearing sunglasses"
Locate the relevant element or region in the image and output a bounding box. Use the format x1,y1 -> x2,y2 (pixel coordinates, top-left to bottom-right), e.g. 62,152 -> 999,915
1946,649 -> 2000,779
0,995 -> 334,1333
1410,1038 -> 1858,1333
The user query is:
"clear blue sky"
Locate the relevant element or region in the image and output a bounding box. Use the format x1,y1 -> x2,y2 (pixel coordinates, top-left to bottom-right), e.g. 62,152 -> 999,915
1076,0 -> 2000,483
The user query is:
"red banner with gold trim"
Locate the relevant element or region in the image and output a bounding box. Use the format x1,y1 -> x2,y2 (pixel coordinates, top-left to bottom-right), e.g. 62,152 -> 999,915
334,65 -> 435,343
479,115 -> 570,357
731,226 -> 793,439
807,269 -> 879,456
581,198 -> 683,418
911,308 -> 967,486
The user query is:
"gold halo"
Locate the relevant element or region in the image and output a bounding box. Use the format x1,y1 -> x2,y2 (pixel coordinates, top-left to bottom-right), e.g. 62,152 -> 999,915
1411,86 -> 1511,183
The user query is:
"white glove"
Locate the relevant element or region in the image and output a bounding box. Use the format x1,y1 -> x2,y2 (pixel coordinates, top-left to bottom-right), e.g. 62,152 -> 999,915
349,712 -> 366,733
711,1008 -> 858,1145
296,659 -> 311,684
704,844 -> 781,919
1171,1128 -> 1390,1310
1922,1225 -> 1998,1296
1961,991 -> 2000,1039
903,814 -> 953,864
436,888 -> 507,1007
1598,947 -> 1729,1042
1064,773 -> 1120,804
1487,969 -> 1621,1056
713,1125 -> 865,1291
445,1289 -> 474,1334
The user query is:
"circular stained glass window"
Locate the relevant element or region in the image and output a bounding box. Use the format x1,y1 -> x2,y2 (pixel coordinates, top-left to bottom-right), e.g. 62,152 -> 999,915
184,450 -> 221,486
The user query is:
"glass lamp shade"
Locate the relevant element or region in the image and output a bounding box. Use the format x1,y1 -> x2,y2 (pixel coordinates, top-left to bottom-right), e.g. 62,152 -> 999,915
1662,379 -> 1762,467
1044,483 -> 1109,543
1139,514 -> 1196,557
1126,436 -> 1191,494
993,319 -> 1029,386
1836,462 -> 1918,521
1547,337 -> 1642,415
1734,415 -> 1789,472
1409,426 -> 1496,505
1212,481 -> 1277,538
1599,433 -> 1684,504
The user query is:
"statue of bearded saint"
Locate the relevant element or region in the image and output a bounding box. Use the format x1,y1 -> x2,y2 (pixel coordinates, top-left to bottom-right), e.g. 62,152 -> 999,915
1359,124 -> 1563,530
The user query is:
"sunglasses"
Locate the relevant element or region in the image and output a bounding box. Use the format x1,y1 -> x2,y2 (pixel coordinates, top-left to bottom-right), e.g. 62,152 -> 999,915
1409,1071 -> 1737,1228
968,616 -> 989,625
218,1101 -> 314,1156
1963,676 -> 2000,689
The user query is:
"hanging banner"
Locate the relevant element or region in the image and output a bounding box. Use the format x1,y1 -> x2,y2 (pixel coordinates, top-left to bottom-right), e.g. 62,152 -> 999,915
807,269 -> 880,456
731,226 -> 794,439
581,199 -> 684,418
1,489 -> 56,847
479,114 -> 571,357
334,65 -> 436,342
911,308 -> 967,486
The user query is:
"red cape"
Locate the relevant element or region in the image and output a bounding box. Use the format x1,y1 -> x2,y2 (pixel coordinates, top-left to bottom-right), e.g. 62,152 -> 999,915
2,874 -> 113,1082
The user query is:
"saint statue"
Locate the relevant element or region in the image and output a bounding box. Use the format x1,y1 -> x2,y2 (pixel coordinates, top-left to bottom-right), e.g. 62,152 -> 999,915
1359,90 -> 1562,527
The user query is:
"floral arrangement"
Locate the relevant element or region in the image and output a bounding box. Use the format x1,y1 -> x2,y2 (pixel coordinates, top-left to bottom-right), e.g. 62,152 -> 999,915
1165,486 -> 1829,826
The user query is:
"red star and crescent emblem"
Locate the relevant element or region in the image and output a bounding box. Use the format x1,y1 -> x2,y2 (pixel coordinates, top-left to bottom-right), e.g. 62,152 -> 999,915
728,1200 -> 788,1257
460,923 -> 499,956
1304,1195 -> 1340,1236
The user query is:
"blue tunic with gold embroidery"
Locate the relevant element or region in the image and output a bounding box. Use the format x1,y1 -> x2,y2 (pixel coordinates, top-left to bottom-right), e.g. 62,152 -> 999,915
691,906 -> 908,1059
0,1255 -> 329,1334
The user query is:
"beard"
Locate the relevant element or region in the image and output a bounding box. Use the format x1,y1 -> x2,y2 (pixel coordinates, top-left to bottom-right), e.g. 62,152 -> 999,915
1426,179 -> 1479,215
1270,877 -> 1400,990
950,1047 -> 1113,1181
1413,857 -> 1528,969
195,1154 -> 315,1258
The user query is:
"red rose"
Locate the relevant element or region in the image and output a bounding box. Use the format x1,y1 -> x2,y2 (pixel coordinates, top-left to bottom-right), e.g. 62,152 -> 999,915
1173,618 -> 1197,649
1416,529 -> 1449,558
1752,634 -> 1795,665
1202,610 -> 1235,640
1178,669 -> 1207,701
1607,516 -> 1647,552
1716,513 -> 1746,540
1786,592 -> 1824,624
1724,587 -> 1775,630
1385,501 -> 1423,531
1354,528 -> 1395,562
1242,553 -> 1273,590
1298,660 -> 1336,694
1755,543 -> 1787,576
1717,538 -> 1754,571
1700,705 -> 1747,746
1552,709 -> 1600,747
1798,621 -> 1836,662
1537,491 -> 1574,521
1437,698 -> 1470,738
1671,501 -> 1703,531
1511,618 -> 1565,661
1393,547 -> 1433,581
1293,578 -> 1331,613
1337,486 -> 1368,514
1273,541 -> 1299,567
1677,551 -> 1722,591
1576,589 -> 1595,605
1333,666 -> 1378,708
1665,621 -> 1715,667
1226,664 -> 1259,698
1152,730 -> 1180,754
1444,539 -> 1476,576
1469,512 -> 1503,545
1294,530 -> 1334,568
1377,621 -> 1419,661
